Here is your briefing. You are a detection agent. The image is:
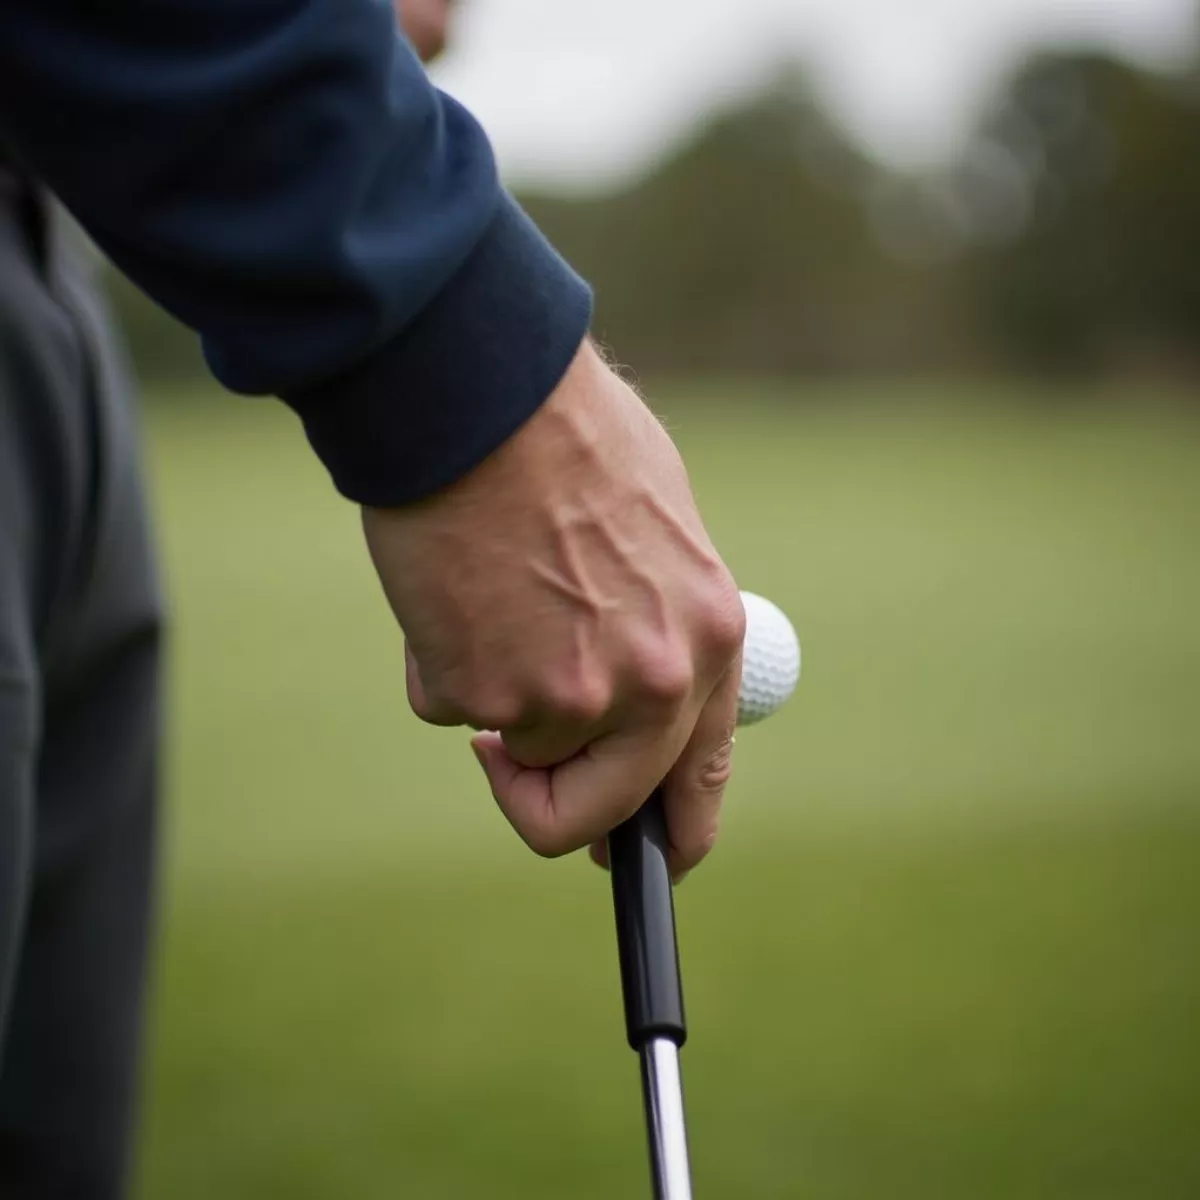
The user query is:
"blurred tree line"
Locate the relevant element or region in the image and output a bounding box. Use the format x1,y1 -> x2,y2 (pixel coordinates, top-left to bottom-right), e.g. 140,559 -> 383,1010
110,43 -> 1200,388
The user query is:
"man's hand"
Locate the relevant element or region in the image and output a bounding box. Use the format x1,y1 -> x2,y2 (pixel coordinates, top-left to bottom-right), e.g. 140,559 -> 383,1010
396,0 -> 452,63
362,342 -> 745,878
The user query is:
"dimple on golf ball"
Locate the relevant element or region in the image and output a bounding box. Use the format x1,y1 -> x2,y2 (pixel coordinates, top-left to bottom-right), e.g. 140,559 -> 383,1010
737,591 -> 801,725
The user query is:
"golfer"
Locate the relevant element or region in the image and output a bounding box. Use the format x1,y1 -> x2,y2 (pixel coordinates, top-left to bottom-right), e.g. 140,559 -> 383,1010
0,1 -> 744,1193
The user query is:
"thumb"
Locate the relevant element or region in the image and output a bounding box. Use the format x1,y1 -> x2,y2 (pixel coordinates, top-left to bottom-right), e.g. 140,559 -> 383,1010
471,727 -> 683,860
471,731 -> 527,795
471,732 -> 560,855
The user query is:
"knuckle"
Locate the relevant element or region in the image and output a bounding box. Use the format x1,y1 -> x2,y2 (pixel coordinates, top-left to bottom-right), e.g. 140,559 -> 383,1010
700,583 -> 746,659
407,682 -> 459,727
455,687 -> 525,733
542,672 -> 612,727
696,735 -> 735,794
407,685 -> 438,724
637,651 -> 694,707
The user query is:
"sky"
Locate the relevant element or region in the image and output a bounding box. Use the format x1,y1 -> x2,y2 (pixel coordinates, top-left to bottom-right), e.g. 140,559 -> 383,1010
431,0 -> 1198,189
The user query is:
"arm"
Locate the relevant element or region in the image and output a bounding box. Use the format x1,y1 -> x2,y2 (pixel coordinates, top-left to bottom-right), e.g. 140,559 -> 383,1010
0,0 -> 585,505
0,0 -> 743,875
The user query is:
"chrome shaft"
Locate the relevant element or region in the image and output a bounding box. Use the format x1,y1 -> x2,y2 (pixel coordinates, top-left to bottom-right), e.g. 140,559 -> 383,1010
639,1037 -> 693,1200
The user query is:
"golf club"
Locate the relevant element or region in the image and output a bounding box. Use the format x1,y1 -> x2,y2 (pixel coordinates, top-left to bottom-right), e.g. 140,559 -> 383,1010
608,592 -> 801,1199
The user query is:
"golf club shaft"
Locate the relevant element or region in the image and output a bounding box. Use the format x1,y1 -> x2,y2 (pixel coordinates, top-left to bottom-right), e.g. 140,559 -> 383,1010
640,1038 -> 693,1200
609,789 -> 693,1199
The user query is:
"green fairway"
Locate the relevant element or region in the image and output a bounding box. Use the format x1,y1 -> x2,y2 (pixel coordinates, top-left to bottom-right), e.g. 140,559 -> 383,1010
135,384 -> 1200,1199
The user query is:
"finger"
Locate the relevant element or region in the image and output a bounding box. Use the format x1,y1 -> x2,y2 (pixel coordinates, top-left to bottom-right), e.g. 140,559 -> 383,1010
500,720 -> 598,770
472,721 -> 689,860
498,673 -> 617,768
659,655 -> 741,878
589,839 -> 608,870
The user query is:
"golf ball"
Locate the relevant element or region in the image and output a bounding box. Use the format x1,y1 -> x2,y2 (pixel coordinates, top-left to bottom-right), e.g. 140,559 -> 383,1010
737,591 -> 801,725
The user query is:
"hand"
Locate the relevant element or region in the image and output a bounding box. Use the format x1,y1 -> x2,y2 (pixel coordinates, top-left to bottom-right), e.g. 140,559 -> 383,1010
395,0 -> 453,63
362,341 -> 745,878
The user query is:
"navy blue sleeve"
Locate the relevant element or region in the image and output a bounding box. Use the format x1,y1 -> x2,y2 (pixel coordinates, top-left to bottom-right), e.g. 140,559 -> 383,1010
0,0 -> 592,505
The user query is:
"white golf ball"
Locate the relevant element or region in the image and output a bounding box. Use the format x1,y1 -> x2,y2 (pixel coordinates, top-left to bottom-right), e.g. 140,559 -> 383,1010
737,592 -> 801,725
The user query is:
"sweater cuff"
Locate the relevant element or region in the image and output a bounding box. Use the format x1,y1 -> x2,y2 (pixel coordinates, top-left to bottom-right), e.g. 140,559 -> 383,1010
283,196 -> 593,507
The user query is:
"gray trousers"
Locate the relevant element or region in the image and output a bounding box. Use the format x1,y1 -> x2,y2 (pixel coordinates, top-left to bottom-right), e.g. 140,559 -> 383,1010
0,169 -> 162,1197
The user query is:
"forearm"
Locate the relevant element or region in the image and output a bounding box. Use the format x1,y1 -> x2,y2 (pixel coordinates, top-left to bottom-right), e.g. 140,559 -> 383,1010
0,0 -> 590,504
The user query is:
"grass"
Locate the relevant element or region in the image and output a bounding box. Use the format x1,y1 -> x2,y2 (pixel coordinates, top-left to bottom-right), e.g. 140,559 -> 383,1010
134,382 -> 1200,1198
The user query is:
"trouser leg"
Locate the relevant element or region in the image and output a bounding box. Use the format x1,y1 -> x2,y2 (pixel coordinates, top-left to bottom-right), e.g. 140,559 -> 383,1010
0,173 -> 164,1199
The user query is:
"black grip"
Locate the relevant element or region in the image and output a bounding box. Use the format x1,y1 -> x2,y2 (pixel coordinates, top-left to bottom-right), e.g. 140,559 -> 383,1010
608,788 -> 687,1050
